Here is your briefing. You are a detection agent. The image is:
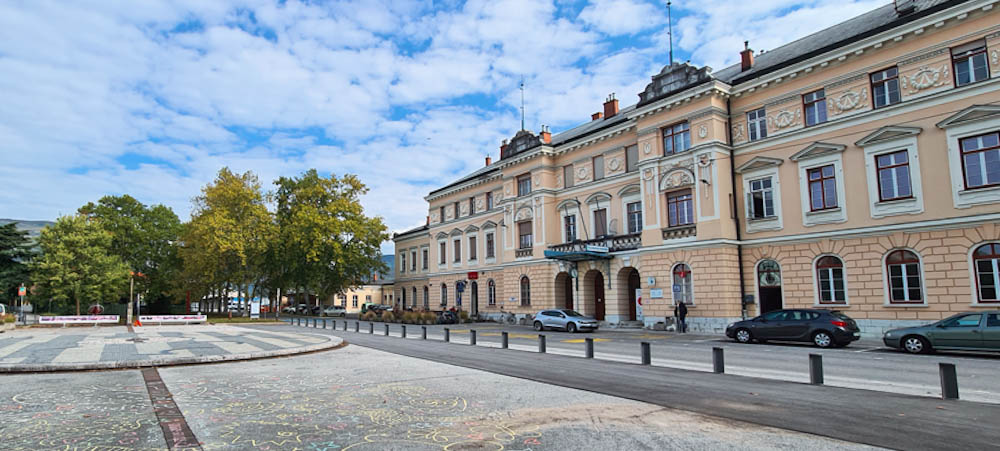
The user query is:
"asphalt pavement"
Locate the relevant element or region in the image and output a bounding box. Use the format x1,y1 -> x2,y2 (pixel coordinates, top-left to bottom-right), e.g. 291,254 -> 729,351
268,320 -> 1000,450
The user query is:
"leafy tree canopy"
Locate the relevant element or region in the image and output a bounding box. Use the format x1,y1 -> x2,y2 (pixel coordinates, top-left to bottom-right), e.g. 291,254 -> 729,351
0,222 -> 34,301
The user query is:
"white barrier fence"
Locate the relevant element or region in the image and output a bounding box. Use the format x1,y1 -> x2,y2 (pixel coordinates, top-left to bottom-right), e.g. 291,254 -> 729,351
39,315 -> 120,327
139,315 -> 207,325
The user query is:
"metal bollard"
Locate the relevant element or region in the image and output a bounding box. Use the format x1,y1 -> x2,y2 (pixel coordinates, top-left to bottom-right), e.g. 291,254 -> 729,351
355,321 -> 359,332
809,353 -> 824,385
538,334 -> 546,353
501,331 -> 509,349
470,329 -> 477,346
402,325 -> 407,338
343,321 -> 348,331
585,337 -> 594,358
297,317 -> 301,326
641,342 -> 651,365
323,319 -> 327,329
422,326 -> 427,339
713,347 -> 725,374
940,362 -> 959,400
368,322 -> 373,334
384,324 -> 389,336
444,328 -> 450,342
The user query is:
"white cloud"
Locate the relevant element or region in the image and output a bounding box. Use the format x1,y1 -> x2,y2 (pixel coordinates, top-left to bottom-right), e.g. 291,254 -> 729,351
578,0 -> 664,35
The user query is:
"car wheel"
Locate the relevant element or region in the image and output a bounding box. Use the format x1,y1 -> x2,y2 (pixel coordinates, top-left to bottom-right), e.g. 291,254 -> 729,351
902,335 -> 931,354
567,323 -> 577,333
534,321 -> 544,331
734,328 -> 752,343
812,331 -> 833,348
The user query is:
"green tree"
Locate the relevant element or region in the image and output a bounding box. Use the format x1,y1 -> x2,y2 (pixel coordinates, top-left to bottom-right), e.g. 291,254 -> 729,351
31,215 -> 129,315
0,222 -> 34,302
274,170 -> 388,307
78,195 -> 183,310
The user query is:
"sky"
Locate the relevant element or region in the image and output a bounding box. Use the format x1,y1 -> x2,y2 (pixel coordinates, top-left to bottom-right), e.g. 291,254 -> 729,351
0,0 -> 890,253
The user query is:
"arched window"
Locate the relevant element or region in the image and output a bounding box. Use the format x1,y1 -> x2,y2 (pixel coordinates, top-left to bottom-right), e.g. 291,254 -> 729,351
673,263 -> 693,304
816,256 -> 846,304
886,250 -> 922,303
411,287 -> 417,308
440,283 -> 448,306
520,276 -> 531,306
488,279 -> 496,306
423,286 -> 429,310
974,243 -> 1000,302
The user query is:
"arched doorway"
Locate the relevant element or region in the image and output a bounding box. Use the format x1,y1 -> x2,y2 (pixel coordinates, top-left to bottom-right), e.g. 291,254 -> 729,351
583,269 -> 606,321
616,268 -> 640,321
470,281 -> 479,316
757,259 -> 783,315
554,272 -> 574,310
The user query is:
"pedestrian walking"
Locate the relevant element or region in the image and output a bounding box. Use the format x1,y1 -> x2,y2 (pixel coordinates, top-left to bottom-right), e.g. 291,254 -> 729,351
674,301 -> 688,333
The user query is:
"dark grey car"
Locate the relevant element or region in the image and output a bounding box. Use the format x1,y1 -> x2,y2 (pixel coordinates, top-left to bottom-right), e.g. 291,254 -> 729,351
883,311 -> 1000,354
726,309 -> 861,348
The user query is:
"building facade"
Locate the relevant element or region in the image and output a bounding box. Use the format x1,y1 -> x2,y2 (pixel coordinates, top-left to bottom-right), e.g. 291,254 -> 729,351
393,0 -> 1000,336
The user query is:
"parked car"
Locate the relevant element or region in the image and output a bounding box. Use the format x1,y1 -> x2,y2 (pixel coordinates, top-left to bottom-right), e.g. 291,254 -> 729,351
295,303 -> 309,314
437,311 -> 458,324
726,309 -> 861,348
883,311 -> 1000,354
281,305 -> 297,314
533,309 -> 599,333
322,305 -> 347,317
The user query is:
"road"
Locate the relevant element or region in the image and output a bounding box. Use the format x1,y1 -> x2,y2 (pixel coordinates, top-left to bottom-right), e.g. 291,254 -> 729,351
288,318 -> 1000,404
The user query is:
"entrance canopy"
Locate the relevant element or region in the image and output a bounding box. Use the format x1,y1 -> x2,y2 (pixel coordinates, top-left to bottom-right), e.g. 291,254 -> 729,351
543,248 -> 613,262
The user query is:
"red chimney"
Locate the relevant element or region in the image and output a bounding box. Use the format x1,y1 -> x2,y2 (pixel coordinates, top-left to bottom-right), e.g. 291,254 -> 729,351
592,112 -> 603,121
500,139 -> 508,155
485,155 -> 492,166
539,125 -> 551,144
740,41 -> 754,72
603,94 -> 619,118
426,215 -> 430,225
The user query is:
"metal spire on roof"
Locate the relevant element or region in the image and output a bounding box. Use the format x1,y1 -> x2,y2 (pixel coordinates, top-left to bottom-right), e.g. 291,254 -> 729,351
667,1 -> 674,65
520,75 -> 525,131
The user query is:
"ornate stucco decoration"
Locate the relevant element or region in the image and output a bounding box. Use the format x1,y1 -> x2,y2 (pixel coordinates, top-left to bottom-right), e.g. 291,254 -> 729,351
461,205 -> 468,215
829,88 -> 868,115
697,125 -> 708,139
900,65 -> 949,94
659,168 -> 695,191
607,157 -> 622,172
643,142 -> 652,155
732,123 -> 745,141
533,176 -> 541,187
992,50 -> 999,72
476,199 -> 484,210
576,167 -> 589,181
768,110 -> 801,129
495,191 -> 503,202
514,207 -> 533,221
505,186 -> 510,195
555,174 -> 563,188
642,168 -> 655,181
430,212 -> 439,222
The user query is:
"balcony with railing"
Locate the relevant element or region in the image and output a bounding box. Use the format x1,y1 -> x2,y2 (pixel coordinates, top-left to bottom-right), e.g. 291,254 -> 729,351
515,247 -> 534,258
547,233 -> 642,254
661,224 -> 696,240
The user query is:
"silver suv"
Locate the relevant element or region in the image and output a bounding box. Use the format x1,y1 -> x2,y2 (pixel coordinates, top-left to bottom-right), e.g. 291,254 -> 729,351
533,309 -> 599,333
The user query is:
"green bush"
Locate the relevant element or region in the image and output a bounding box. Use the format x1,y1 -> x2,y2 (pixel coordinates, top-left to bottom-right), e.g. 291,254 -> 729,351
422,312 -> 436,324
382,311 -> 396,323
402,312 -> 416,324
458,310 -> 469,321
3,314 -> 15,323
362,311 -> 377,322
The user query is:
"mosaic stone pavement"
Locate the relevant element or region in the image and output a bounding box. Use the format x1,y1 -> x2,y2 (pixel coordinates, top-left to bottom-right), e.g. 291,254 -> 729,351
0,325 -> 330,366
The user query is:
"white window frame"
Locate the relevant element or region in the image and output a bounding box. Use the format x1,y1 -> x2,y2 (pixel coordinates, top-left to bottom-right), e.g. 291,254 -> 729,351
812,254 -> 849,306
736,159 -> 783,233
487,279 -> 496,306
881,248 -> 927,307
941,111 -> 1000,208
747,107 -> 767,141
437,239 -> 447,268
562,213 -> 577,243
421,246 -> 429,270
467,232 -> 478,265
968,242 -> 1000,306
670,262 -> 695,306
625,200 -> 642,235
483,227 -> 496,263
795,151 -> 847,226
861,135 -> 923,218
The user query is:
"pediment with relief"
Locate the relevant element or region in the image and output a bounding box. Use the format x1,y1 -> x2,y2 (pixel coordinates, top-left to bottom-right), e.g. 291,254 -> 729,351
659,168 -> 695,191
789,142 -> 846,162
735,156 -> 783,174
854,126 -> 922,147
936,105 -> 1000,129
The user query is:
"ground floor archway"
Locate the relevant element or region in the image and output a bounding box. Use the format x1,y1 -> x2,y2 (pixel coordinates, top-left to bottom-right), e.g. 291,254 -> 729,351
554,272 -> 574,310
582,269 -> 606,321
616,267 -> 640,321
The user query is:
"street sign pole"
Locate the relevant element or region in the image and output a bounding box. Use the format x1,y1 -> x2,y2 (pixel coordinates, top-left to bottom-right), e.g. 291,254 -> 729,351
18,284 -> 26,323
127,274 -> 134,326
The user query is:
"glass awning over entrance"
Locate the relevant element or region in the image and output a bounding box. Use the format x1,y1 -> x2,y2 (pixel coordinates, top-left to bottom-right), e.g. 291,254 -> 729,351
543,249 -> 613,262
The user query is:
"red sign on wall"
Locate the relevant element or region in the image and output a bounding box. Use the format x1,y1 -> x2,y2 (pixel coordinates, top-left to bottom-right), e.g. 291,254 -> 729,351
467,272 -> 479,280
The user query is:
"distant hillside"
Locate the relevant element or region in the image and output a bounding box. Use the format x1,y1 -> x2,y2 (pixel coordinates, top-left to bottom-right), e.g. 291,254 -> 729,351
0,218 -> 54,238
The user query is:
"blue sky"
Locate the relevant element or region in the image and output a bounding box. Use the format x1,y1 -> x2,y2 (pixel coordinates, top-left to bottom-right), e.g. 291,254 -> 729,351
0,0 -> 889,252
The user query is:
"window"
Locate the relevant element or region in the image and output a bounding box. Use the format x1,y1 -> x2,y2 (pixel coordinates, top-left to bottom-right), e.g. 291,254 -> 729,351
747,177 -> 775,219
487,279 -> 496,306
485,232 -> 495,259
876,151 -> 912,201
423,286 -> 429,309
974,243 -> 1000,303
667,190 -> 694,227
339,295 -> 347,307
871,67 -> 900,108
673,263 -> 693,304
401,288 -> 406,307
410,251 -> 417,272
469,236 -> 477,260
662,122 -> 691,155
626,145 -> 638,172
886,250 -> 922,303
352,295 -> 358,307
486,191 -> 493,210
627,202 -> 642,234
563,165 -> 574,188
940,313 -> 983,328
517,174 -> 531,197
816,256 -> 846,304
453,201 -> 460,218
564,215 -> 577,242
593,208 -> 608,237
518,221 -> 532,249
952,40 -> 989,87
422,249 -> 428,269
960,132 -> 1000,189
453,239 -> 461,262
807,165 -> 838,211
988,313 -> 1000,328
439,241 -> 446,264
439,206 -> 445,223
365,294 -> 371,302
440,283 -> 447,305
520,276 -> 531,306
400,254 -> 406,273
593,155 -> 605,181
803,89 -> 827,127
747,108 -> 767,141
411,287 -> 416,307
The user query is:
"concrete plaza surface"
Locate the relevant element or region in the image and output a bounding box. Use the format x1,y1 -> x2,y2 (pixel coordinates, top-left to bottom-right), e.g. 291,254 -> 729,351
0,324 -> 340,372
0,345 -> 878,450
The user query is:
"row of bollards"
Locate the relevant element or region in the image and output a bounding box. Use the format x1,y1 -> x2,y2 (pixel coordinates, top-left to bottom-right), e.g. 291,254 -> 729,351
296,319 -> 962,400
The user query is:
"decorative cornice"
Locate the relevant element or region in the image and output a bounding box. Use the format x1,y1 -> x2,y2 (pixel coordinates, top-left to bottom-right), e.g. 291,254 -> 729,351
898,47 -> 949,67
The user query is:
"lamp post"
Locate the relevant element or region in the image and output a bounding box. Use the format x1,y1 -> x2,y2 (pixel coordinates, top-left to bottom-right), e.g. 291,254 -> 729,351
128,271 -> 144,326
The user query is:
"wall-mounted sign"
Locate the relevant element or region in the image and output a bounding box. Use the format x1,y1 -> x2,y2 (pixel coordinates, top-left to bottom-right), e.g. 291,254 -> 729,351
649,289 -> 664,299
646,277 -> 655,286
467,272 -> 479,280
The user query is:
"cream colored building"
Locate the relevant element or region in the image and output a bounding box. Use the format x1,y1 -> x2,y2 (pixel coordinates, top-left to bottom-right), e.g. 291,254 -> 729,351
394,0 -> 1000,336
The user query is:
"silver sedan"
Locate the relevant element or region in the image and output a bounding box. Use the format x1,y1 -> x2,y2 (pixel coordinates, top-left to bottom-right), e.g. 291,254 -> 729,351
533,309 -> 599,333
